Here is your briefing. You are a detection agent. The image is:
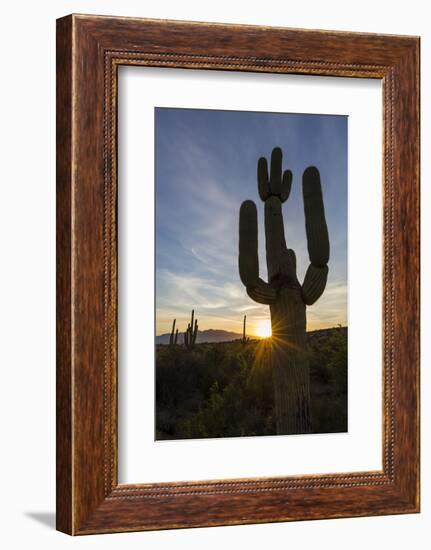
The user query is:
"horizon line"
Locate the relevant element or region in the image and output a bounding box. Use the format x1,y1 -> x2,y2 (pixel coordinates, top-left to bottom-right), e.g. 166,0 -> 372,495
156,324 -> 348,337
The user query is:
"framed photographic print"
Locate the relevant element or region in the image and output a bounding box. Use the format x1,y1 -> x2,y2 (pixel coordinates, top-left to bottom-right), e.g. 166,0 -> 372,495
56,14 -> 420,534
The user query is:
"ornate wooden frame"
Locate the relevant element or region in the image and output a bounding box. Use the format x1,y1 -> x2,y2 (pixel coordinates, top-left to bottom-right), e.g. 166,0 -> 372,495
56,14 -> 420,534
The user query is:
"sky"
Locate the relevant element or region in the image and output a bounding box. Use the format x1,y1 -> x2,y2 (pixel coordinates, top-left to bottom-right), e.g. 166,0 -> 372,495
155,107 -> 347,336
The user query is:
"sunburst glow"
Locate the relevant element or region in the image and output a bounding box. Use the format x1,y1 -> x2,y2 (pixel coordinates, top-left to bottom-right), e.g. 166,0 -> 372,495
255,319 -> 272,338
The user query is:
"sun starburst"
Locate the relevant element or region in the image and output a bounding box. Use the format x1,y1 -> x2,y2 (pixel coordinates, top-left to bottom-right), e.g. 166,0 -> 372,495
255,319 -> 272,338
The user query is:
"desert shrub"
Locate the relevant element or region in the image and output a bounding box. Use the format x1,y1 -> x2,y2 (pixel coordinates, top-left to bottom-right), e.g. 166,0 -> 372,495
156,328 -> 347,439
309,328 -> 348,433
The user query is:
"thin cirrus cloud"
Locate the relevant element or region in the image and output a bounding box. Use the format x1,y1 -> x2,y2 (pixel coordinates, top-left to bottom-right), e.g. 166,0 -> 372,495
155,107 -> 347,336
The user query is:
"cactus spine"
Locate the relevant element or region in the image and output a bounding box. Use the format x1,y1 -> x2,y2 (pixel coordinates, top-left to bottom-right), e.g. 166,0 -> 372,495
169,319 -> 178,346
239,147 -> 329,434
241,315 -> 249,346
184,309 -> 198,350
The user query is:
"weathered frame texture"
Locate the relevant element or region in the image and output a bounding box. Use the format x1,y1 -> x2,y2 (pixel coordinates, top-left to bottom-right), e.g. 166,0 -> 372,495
56,14 -> 420,535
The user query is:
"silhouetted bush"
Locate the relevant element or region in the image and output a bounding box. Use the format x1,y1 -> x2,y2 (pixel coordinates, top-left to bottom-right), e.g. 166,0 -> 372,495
155,328 -> 347,439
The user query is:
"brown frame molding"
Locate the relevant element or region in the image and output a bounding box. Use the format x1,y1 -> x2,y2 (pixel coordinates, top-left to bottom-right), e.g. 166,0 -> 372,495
56,14 -> 420,535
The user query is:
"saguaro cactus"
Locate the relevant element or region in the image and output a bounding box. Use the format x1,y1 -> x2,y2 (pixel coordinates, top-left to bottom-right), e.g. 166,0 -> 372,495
239,147 -> 329,434
184,309 -> 198,350
169,319 -> 178,346
241,315 -> 249,346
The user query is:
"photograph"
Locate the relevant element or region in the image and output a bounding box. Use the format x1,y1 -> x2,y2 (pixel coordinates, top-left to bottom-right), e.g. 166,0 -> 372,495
0,1 -> 422,543
154,107 -> 348,440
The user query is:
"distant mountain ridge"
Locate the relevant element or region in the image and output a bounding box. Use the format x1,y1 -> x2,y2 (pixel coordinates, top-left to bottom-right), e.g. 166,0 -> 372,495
156,328 -> 251,345
156,326 -> 347,345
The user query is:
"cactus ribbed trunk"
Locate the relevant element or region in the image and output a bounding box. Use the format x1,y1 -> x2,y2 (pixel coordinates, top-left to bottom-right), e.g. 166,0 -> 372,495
264,195 -> 311,434
270,288 -> 310,434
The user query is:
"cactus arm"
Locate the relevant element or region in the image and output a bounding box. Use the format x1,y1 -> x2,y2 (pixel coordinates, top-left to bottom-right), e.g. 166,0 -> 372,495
302,264 -> 329,305
257,157 -> 270,201
246,279 -> 277,304
302,166 -> 329,268
269,147 -> 283,195
239,200 -> 276,304
239,200 -> 259,286
280,170 -> 293,203
259,147 -> 292,203
301,166 -> 330,304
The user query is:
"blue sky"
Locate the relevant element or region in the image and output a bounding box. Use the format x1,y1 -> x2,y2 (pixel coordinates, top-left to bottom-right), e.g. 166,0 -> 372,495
155,107 -> 347,336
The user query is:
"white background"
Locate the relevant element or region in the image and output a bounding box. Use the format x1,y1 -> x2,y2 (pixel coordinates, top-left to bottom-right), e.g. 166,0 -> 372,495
118,67 -> 382,483
0,0 -> 428,548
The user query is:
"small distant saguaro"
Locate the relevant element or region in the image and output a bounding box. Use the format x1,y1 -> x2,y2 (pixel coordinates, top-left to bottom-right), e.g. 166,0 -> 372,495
169,319 -> 178,346
238,147 -> 329,435
241,315 -> 249,346
184,309 -> 198,350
